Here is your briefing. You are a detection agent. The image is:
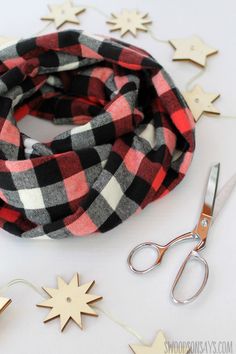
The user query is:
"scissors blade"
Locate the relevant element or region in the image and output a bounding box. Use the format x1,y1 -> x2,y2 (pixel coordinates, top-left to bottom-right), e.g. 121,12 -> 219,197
202,163 -> 220,217
213,172 -> 236,223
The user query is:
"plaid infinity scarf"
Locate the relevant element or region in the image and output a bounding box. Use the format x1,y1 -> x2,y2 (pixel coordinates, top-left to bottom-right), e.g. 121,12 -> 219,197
0,30 -> 195,239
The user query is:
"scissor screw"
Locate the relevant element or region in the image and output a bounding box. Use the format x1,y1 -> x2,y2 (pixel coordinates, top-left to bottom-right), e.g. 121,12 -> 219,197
201,218 -> 208,228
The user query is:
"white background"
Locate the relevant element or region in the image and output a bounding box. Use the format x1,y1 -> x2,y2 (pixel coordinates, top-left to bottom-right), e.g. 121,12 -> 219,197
0,0 -> 235,353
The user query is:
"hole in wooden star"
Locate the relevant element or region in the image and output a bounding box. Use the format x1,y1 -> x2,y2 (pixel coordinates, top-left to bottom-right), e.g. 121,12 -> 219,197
190,45 -> 195,51
195,97 -> 200,103
66,297 -> 72,303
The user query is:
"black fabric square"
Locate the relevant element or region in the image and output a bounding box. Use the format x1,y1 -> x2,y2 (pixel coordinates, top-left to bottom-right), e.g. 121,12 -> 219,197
37,96 -> 57,115
58,30 -> 81,48
98,41 -> 121,61
39,50 -> 59,68
78,148 -> 100,170
20,76 -> 35,94
120,81 -> 137,95
0,96 -> 12,117
80,188 -> 99,210
92,122 -> 116,145
43,219 -> 65,235
55,97 -> 72,119
88,104 -> 104,117
146,145 -> 167,163
3,222 -> 22,236
104,151 -> 123,175
99,212 -> 122,233
104,85 -> 113,101
34,159 -> 62,187
141,56 -> 161,69
51,137 -> 72,153
47,203 -> 72,222
68,75 -> 89,97
163,167 -> 179,188
120,134 -> 135,149
16,37 -> 37,56
125,175 -> 150,205
0,172 -> 16,190
1,67 -> 24,89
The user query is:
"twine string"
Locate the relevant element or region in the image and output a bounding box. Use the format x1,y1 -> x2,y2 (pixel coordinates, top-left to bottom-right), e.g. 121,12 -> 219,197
185,67 -> 206,91
0,279 -> 46,297
149,30 -> 169,44
218,114 -> 236,119
0,278 -> 145,344
94,306 -> 146,344
80,4 -> 109,19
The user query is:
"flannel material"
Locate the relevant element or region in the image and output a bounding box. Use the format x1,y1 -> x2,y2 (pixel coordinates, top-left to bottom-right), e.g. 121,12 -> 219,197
0,30 -> 195,239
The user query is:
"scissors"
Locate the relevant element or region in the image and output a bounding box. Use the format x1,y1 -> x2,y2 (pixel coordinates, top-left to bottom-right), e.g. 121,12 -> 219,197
128,163 -> 223,305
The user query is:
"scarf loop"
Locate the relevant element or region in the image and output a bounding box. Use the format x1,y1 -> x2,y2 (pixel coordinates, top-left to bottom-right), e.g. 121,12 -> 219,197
0,30 -> 195,239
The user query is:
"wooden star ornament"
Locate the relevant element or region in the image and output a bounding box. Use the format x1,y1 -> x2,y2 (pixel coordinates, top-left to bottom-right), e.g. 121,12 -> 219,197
183,85 -> 220,122
37,273 -> 102,331
0,296 -> 11,314
130,331 -> 189,354
169,36 -> 218,67
41,0 -> 86,29
107,10 -> 152,37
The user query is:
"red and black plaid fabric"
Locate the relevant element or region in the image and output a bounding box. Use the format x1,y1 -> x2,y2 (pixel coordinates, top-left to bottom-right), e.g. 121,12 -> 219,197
0,30 -> 195,239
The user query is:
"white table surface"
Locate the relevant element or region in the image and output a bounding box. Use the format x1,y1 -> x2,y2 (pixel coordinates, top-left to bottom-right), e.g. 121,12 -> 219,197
0,0 -> 235,353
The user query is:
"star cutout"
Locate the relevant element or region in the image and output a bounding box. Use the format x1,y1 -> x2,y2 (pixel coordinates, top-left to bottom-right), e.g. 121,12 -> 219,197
0,296 -> 11,314
41,0 -> 86,29
130,331 -> 189,354
107,10 -> 152,37
169,36 -> 218,67
37,273 -> 102,331
183,85 -> 220,122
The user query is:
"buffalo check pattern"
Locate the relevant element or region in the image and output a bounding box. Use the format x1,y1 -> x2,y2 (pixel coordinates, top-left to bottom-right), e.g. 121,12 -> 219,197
0,30 -> 195,239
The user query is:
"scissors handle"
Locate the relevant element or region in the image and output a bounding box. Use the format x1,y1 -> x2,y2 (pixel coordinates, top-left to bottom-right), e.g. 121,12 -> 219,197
171,249 -> 209,304
127,242 -> 166,274
127,232 -> 195,274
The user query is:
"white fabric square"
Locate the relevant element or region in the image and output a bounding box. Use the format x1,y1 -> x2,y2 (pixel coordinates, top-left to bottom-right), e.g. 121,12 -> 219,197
24,138 -> 39,155
101,176 -> 124,210
138,122 -> 156,148
18,188 -> 45,209
71,122 -> 92,135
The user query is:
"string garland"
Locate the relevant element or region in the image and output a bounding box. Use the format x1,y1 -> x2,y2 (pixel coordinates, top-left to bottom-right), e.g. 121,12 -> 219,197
0,276 -> 147,344
0,275 -> 190,353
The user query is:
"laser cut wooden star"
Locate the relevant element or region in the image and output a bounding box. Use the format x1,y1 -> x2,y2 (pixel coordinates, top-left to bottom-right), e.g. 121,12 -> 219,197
41,0 -> 86,29
169,36 -> 218,67
107,10 -> 152,37
37,273 -> 102,331
0,297 -> 11,314
183,85 -> 220,122
130,331 -> 189,354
